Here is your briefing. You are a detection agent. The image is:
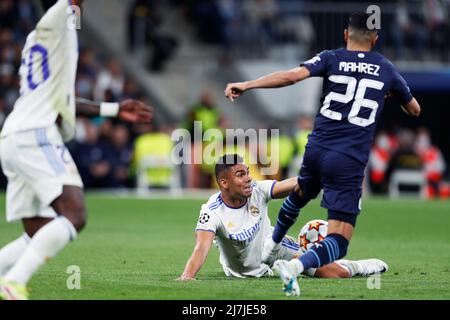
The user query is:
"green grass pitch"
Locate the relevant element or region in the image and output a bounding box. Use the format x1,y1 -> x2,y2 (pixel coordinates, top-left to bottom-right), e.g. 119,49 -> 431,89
0,194 -> 449,300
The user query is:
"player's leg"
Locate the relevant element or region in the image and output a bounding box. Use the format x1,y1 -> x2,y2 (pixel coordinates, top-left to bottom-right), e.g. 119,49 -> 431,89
296,217 -> 354,269
0,127 -> 84,299
311,262 -> 351,278
273,150 -> 364,294
273,213 -> 356,295
263,147 -> 322,264
0,213 -> 61,277
273,234 -> 350,278
22,217 -> 54,238
0,161 -> 54,277
2,186 -> 86,288
0,234 -> 30,278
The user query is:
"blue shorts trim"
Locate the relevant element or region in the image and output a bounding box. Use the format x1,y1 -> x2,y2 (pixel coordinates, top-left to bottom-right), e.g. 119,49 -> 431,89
328,210 -> 357,227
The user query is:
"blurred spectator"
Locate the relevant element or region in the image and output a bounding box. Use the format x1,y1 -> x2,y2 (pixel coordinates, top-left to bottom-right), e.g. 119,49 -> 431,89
132,123 -> 175,188
98,118 -> 114,142
264,128 -> 294,181
368,131 -> 394,194
243,0 -> 278,39
0,0 -> 16,30
390,0 -> 428,61
189,0 -> 242,50
293,116 -> 313,159
385,129 -> 423,193
415,127 -> 447,198
423,0 -> 450,62
109,123 -> 134,188
184,90 -> 225,136
127,0 -> 178,71
75,48 -> 98,100
73,119 -> 114,189
240,0 -> 278,56
78,47 -> 98,81
122,78 -> 142,100
16,0 -> 38,40
94,59 -> 125,102
0,63 -> 18,112
183,90 -> 226,188
288,116 -> 313,178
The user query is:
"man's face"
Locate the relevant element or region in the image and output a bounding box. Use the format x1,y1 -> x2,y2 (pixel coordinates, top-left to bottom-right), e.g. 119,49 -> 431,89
221,164 -> 253,199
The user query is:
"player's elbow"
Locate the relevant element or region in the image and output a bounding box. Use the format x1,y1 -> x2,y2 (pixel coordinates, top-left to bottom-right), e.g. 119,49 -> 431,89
407,98 -> 421,117
285,71 -> 301,85
411,105 -> 421,117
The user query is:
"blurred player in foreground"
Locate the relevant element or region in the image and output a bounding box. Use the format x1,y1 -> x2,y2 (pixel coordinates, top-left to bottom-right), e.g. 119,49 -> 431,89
224,12 -> 420,296
0,0 -> 152,300
177,154 -> 387,281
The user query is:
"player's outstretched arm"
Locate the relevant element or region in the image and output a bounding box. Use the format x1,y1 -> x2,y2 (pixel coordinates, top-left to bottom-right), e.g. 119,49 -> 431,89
401,97 -> 421,117
271,177 -> 299,199
224,67 -> 310,102
75,97 -> 153,123
176,230 -> 215,281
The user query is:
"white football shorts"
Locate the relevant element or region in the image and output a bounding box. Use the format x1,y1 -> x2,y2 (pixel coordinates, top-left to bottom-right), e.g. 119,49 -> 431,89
265,233 -> 317,277
0,125 -> 83,222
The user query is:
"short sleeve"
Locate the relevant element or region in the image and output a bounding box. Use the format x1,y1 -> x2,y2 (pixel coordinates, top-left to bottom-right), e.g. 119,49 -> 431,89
300,50 -> 330,77
254,180 -> 277,203
195,205 -> 220,233
390,68 -> 413,105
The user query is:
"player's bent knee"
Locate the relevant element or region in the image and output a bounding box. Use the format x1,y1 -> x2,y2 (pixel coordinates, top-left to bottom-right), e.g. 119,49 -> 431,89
62,212 -> 86,233
51,186 -> 87,232
66,204 -> 87,232
72,212 -> 87,232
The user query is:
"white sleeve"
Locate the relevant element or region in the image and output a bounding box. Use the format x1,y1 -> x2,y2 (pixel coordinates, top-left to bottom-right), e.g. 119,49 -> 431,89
195,205 -> 220,233
255,180 -> 277,203
37,0 -> 72,32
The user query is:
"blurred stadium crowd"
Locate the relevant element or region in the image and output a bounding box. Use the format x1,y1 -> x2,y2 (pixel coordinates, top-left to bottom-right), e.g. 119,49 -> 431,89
175,0 -> 450,62
0,0 -> 449,199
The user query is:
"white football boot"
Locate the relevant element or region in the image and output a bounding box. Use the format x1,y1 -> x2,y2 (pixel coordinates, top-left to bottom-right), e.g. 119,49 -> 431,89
0,279 -> 29,300
337,259 -> 388,277
272,260 -> 300,297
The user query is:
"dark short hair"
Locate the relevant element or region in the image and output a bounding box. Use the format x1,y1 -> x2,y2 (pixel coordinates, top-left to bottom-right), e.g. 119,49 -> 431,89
348,12 -> 372,30
215,154 -> 244,180
347,12 -> 378,43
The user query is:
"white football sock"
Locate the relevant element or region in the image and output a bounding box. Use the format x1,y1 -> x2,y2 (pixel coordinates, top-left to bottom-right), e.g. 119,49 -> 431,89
0,233 -> 31,277
289,258 -> 305,276
4,216 -> 77,285
335,259 -> 360,277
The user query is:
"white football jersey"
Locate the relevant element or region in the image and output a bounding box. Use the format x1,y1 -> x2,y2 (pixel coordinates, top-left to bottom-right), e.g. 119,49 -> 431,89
1,0 -> 78,142
196,180 -> 277,278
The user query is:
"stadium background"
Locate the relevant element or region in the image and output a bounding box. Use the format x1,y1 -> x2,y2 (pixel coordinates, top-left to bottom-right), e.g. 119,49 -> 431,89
0,0 -> 449,300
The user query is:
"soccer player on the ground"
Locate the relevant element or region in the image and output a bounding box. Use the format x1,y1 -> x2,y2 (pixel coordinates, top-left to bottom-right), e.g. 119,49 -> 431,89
224,12 -> 420,295
177,154 -> 387,281
0,0 -> 152,300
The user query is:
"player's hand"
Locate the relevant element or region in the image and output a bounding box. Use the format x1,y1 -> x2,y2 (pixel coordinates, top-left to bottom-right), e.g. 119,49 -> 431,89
224,82 -> 247,102
118,99 -> 153,123
175,275 -> 197,281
